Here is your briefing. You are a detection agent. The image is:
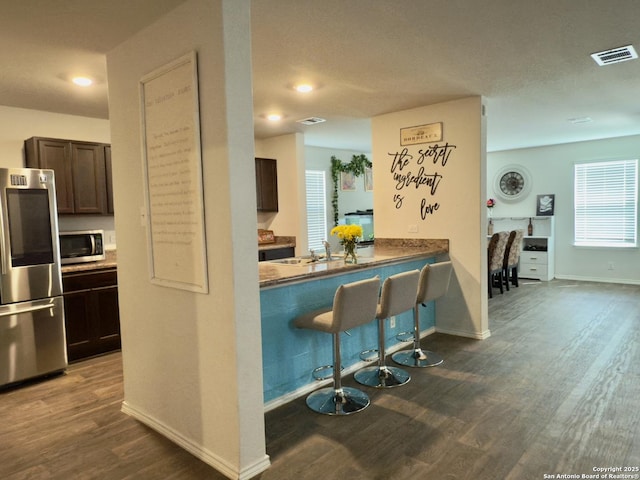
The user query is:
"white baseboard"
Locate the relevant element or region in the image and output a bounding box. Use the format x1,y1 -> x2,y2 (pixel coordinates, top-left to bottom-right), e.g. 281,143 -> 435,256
121,402 -> 271,480
435,326 -> 491,340
554,274 -> 640,286
263,326 -> 437,412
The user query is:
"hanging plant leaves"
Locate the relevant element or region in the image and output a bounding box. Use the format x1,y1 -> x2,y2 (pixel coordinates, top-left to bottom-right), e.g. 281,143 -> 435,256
330,154 -> 372,226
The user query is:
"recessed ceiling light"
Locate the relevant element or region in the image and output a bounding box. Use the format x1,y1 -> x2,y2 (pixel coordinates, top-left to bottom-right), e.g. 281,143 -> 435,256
294,84 -> 313,93
569,116 -> 593,124
72,76 -> 93,87
266,113 -> 282,122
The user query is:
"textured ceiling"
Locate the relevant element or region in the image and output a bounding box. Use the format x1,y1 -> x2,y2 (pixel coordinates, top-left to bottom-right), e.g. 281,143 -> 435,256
1,0 -> 639,153
0,0 -> 188,118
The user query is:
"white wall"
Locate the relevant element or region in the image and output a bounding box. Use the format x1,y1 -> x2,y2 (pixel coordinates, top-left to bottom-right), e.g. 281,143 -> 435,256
106,1 -> 269,479
255,134 -> 305,255
0,105 -> 115,245
372,97 -> 488,339
305,145 -> 373,251
488,135 -> 640,284
253,139 -> 374,255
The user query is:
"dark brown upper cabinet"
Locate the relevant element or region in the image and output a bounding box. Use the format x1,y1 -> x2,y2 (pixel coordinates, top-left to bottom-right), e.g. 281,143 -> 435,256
255,157 -> 278,212
104,145 -> 114,214
25,137 -> 112,215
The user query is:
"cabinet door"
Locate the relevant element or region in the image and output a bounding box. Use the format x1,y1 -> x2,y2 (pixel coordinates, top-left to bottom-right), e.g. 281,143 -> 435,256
25,138 -> 75,214
104,145 -> 114,214
63,289 -> 94,361
255,158 -> 279,212
260,246 -> 295,261
71,143 -> 107,214
93,285 -> 121,352
62,269 -> 120,361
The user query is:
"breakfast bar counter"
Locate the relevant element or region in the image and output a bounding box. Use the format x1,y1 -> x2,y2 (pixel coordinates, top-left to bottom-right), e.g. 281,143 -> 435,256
259,239 -> 449,407
259,239 -> 449,288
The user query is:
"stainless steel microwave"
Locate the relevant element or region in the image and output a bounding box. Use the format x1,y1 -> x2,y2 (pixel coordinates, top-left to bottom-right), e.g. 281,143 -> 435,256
59,230 -> 105,264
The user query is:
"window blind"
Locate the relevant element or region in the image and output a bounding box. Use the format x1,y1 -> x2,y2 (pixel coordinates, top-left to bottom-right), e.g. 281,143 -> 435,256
574,159 -> 638,247
305,170 -> 327,252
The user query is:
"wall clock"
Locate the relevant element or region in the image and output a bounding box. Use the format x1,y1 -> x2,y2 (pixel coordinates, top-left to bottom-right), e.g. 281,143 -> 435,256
493,165 -> 532,202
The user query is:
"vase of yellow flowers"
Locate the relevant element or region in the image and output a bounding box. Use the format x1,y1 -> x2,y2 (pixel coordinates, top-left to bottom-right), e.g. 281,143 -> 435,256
330,224 -> 362,264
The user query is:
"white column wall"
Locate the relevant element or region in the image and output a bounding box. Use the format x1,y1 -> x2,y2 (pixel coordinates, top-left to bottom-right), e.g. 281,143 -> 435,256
255,133 -> 305,255
372,97 -> 488,338
106,1 -> 268,479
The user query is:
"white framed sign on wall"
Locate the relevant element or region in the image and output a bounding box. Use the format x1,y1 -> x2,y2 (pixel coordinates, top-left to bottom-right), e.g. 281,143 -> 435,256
140,51 -> 209,294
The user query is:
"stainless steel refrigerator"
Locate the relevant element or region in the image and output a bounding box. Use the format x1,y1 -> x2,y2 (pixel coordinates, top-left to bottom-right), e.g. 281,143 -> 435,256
0,167 -> 67,388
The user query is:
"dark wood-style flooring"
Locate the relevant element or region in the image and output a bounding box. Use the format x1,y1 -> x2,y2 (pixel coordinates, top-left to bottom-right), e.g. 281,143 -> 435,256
1,279 -> 639,479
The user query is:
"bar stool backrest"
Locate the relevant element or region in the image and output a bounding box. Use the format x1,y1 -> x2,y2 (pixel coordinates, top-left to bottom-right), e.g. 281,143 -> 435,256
377,270 -> 420,319
417,261 -> 453,304
333,276 -> 381,332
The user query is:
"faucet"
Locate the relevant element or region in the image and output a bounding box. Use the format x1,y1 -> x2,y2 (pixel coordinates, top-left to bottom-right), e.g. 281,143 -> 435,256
322,240 -> 332,261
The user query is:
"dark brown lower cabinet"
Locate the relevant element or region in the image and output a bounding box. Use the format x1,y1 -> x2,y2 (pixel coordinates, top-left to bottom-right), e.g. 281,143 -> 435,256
259,246 -> 295,261
62,268 -> 121,362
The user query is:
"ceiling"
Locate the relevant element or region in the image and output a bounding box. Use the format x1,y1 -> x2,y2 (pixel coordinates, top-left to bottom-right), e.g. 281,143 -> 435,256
2,0 -> 640,153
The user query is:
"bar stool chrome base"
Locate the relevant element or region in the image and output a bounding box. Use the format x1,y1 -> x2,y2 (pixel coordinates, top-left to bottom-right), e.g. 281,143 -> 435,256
354,365 -> 411,388
306,386 -> 370,415
392,348 -> 444,368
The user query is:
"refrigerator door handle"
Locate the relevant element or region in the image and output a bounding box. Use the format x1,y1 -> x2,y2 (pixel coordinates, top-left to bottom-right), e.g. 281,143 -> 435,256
0,213 -> 6,276
0,303 -> 54,318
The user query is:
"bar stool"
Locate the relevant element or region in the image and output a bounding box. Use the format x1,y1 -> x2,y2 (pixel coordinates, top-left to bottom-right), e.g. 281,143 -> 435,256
392,261 -> 452,368
294,276 -> 380,415
354,270 -> 419,388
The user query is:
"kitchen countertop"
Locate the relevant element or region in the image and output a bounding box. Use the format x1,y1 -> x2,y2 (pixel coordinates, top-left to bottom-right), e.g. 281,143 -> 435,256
60,238 -> 448,281
259,238 -> 448,288
258,236 -> 296,251
61,249 -> 118,274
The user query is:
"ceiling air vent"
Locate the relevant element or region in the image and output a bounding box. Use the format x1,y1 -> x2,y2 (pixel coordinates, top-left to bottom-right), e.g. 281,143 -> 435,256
297,117 -> 326,125
591,45 -> 638,66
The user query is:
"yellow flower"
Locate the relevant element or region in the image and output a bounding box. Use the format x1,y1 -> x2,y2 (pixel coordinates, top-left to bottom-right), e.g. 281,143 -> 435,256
330,224 -> 363,242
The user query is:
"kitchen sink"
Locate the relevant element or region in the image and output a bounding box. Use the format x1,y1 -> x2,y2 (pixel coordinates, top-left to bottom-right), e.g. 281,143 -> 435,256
266,256 -> 338,266
266,256 -> 375,267
269,257 -> 309,265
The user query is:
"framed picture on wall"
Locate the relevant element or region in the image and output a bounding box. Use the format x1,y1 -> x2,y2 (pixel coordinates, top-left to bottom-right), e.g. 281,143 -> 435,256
341,171 -> 356,191
364,167 -> 373,191
536,194 -> 555,216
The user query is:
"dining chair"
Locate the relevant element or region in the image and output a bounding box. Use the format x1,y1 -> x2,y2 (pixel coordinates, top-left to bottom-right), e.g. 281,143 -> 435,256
488,231 -> 509,298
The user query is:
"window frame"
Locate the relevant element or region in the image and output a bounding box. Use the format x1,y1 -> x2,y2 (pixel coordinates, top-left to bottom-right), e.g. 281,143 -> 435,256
573,158 -> 638,248
305,170 -> 328,252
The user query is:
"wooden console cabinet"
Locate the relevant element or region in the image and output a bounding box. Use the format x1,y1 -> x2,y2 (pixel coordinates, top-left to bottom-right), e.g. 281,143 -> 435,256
25,136 -> 113,215
62,268 -> 120,362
